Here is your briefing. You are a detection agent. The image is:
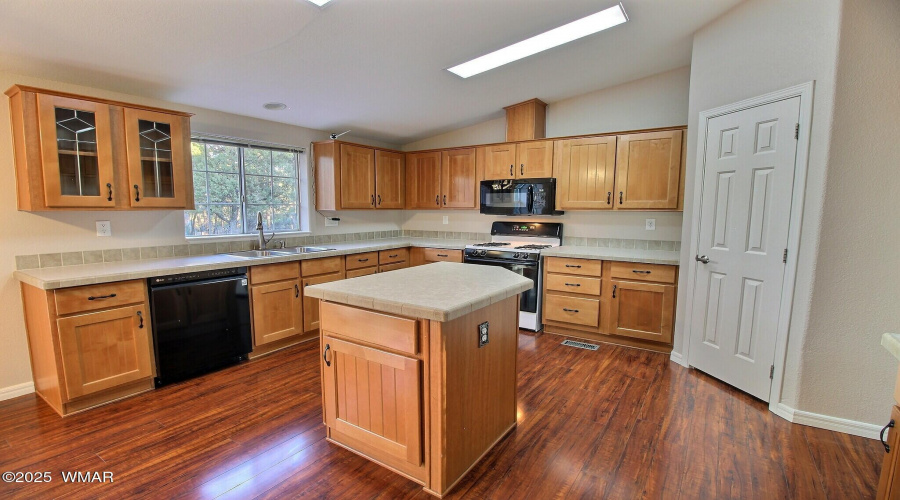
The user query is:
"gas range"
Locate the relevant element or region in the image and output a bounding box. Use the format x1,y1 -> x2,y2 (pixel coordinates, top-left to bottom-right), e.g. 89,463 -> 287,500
463,221 -> 563,331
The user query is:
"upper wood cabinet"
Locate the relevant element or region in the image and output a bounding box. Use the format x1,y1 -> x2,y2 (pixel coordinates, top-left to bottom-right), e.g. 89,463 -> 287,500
441,148 -> 476,208
504,98 -> 547,142
482,143 -> 517,180
554,136 -> 617,210
313,140 -> 404,210
406,151 -> 441,209
6,85 -> 194,211
516,140 -> 554,178
615,130 -> 683,210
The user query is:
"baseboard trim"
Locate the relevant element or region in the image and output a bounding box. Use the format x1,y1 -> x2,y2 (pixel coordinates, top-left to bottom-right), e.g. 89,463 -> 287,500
0,382 -> 35,401
669,350 -> 687,367
774,402 -> 880,440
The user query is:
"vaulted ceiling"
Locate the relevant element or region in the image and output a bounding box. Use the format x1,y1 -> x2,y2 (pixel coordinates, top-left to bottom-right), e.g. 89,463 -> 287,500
0,0 -> 741,144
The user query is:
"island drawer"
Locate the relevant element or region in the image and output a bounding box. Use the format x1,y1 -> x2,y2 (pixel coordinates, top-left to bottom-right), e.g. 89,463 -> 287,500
346,252 -> 378,270
302,256 -> 343,277
379,248 -> 409,265
320,302 -> 418,356
545,257 -> 602,277
610,262 -> 676,284
55,280 -> 146,316
346,267 -> 377,279
249,262 -> 299,284
545,274 -> 601,296
544,294 -> 600,328
423,248 -> 462,263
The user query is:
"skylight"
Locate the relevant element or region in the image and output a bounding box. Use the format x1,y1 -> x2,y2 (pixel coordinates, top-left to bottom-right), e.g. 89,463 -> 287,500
306,0 -> 332,6
448,3 -> 628,78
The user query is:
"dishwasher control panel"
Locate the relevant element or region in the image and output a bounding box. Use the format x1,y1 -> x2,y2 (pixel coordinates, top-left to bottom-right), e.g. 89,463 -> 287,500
149,267 -> 248,286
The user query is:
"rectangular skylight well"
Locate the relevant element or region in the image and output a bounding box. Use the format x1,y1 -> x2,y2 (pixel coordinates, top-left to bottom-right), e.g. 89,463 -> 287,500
306,0 -> 332,6
448,3 -> 628,78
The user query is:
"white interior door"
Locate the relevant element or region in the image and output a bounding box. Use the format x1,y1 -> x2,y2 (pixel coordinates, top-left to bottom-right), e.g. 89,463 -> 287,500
688,96 -> 801,401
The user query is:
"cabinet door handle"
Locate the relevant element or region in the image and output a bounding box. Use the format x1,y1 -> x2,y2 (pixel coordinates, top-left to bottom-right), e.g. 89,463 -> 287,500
510,165 -> 513,177
565,283 -> 581,287
107,183 -> 113,202
295,284 -> 300,298
562,308 -> 579,313
87,293 -> 117,301
882,420 -> 895,452
436,195 -> 439,206
371,194 -> 375,206
134,184 -> 141,202
612,285 -> 617,298
607,191 -> 611,205
137,310 -> 144,329
323,344 -> 332,367
619,191 -> 623,204
565,264 -> 582,268
377,194 -> 382,206
443,195 -> 447,205
520,164 -> 524,176
632,270 -> 652,274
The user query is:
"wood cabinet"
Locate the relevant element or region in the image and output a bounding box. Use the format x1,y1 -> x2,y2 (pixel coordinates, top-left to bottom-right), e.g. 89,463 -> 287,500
542,257 -> 677,353
249,263 -> 304,347
879,410 -> 900,499
483,143 -> 517,180
441,148 -> 477,208
20,280 -> 155,416
504,98 -> 546,142
483,141 -> 553,180
6,85 -> 193,211
313,140 -> 405,210
405,151 -> 442,209
554,136 -> 617,210
302,257 -> 346,335
378,248 -> 409,273
615,130 -> 683,210
410,247 -> 464,266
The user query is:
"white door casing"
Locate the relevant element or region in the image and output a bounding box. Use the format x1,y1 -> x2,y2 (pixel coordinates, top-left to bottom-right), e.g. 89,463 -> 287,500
688,96 -> 802,401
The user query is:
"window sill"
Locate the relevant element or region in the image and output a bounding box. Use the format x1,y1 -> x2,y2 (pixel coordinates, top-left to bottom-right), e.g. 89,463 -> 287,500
185,231 -> 312,243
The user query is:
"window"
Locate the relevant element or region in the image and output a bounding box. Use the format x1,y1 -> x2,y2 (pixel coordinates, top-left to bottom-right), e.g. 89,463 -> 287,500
186,139 -> 304,237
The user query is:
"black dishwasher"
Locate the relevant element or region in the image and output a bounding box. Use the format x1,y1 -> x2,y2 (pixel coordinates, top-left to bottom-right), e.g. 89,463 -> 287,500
149,267 -> 252,386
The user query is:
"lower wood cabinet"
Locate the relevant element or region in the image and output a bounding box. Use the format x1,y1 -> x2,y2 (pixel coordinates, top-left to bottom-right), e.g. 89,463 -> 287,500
249,262 -> 304,348
302,264 -> 346,335
20,280 -> 155,416
410,247 -> 463,266
878,405 -> 900,500
542,256 -> 677,352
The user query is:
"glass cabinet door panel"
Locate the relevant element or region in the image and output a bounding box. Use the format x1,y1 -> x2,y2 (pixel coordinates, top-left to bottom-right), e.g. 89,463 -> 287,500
36,94 -> 115,208
124,108 -> 188,208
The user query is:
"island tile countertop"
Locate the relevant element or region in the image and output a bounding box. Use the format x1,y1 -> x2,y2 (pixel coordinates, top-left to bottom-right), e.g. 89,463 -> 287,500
541,246 -> 680,265
304,261 -> 533,322
14,237 -> 682,290
882,333 -> 900,362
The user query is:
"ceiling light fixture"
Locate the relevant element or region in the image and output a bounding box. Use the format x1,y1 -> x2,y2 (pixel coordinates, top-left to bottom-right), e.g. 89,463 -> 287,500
305,0 -> 332,6
263,102 -> 287,111
447,3 -> 628,78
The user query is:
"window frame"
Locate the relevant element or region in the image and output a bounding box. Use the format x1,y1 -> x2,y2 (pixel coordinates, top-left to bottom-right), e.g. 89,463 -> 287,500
186,137 -> 307,239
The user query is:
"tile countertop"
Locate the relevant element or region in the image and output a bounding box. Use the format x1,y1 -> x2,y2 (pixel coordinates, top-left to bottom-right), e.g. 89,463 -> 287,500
304,262 -> 533,322
14,238 -> 682,290
541,246 -> 681,265
882,333 -> 900,362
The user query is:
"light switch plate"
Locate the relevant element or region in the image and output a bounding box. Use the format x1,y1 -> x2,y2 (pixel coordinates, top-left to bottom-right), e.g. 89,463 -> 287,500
442,216 -> 449,225
324,218 -> 338,227
96,220 -> 112,237
645,218 -> 656,231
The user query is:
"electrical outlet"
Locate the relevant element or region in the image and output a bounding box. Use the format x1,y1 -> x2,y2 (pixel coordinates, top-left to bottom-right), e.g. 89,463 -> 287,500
645,218 -> 656,231
324,218 -> 338,227
442,216 -> 449,225
96,220 -> 112,237
478,321 -> 489,348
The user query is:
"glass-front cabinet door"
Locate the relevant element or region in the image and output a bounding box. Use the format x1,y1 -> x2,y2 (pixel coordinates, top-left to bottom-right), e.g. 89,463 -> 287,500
124,108 -> 188,208
36,94 -> 116,208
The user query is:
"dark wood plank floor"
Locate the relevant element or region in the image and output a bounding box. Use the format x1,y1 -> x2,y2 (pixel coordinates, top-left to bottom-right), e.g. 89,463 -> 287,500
0,331 -> 882,499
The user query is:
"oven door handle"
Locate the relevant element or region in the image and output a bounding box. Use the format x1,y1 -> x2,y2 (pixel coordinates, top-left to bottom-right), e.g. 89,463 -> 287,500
463,257 -> 538,267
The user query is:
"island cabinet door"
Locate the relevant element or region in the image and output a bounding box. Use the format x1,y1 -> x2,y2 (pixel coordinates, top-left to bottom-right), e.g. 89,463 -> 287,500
322,336 -> 422,468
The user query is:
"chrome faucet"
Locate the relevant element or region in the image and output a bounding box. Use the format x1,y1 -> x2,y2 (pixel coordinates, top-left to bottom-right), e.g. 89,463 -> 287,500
256,212 -> 275,250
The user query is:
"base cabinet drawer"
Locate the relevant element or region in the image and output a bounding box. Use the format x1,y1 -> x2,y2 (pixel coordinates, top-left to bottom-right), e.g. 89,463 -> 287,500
423,248 -> 462,263
302,256 -> 343,277
55,280 -> 146,315
302,271 -> 345,334
379,248 -> 409,265
610,280 -> 675,343
320,301 -> 418,355
545,273 -> 601,296
347,252 -> 378,271
346,266 -> 377,279
379,261 -> 408,273
544,293 -> 600,328
545,257 -> 603,277
610,262 -> 676,284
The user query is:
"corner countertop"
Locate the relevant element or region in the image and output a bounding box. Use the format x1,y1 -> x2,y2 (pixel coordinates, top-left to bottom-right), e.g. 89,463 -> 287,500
541,246 -> 680,265
882,333 -> 900,362
304,262 -> 533,322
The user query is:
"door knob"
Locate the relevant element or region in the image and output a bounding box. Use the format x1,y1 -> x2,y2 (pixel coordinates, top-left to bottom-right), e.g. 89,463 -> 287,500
696,255 -> 711,264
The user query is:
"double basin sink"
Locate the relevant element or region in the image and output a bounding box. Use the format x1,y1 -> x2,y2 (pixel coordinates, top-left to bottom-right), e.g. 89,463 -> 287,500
227,246 -> 335,259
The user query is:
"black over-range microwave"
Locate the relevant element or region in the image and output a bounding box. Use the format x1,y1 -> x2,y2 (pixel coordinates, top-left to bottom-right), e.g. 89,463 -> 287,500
479,178 -> 564,216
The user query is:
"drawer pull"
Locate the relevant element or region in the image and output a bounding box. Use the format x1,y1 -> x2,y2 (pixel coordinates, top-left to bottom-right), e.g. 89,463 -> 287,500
632,270 -> 652,274
565,264 -> 582,268
565,283 -> 581,287
437,253 -> 448,257
882,420 -> 895,452
612,285 -> 617,298
389,254 -> 398,258
88,293 -> 117,301
323,344 -> 332,367
358,258 -> 369,262
562,308 -> 580,313
137,310 -> 144,329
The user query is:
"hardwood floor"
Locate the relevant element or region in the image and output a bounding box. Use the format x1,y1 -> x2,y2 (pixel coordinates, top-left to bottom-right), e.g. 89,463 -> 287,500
0,331 -> 881,499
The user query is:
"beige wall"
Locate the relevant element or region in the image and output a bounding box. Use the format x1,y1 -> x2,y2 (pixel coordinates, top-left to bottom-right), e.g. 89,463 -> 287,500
400,67 -> 691,239
0,71 -> 402,393
795,0 -> 900,423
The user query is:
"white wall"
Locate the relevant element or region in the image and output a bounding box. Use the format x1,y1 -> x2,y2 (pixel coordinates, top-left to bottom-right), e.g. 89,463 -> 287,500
794,0 -> 900,424
0,71 -> 402,394
401,67 -> 692,239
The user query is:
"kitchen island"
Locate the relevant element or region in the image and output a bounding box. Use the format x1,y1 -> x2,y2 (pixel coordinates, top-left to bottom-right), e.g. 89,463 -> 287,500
304,262 -> 532,497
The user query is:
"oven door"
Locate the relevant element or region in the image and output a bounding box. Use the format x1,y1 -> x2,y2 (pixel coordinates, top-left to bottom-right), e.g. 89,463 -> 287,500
463,258 -> 539,313
480,180 -> 533,216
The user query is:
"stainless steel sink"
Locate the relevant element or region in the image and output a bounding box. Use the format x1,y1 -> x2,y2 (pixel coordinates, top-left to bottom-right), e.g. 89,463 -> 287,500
227,250 -> 293,259
276,246 -> 336,254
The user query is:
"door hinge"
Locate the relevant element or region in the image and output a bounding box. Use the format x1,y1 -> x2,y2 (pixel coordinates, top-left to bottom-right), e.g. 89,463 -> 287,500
795,123 -> 799,140
770,365 -> 775,379
783,248 -> 788,263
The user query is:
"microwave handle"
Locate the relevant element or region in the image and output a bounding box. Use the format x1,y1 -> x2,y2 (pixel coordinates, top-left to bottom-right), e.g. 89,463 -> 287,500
526,184 -> 534,213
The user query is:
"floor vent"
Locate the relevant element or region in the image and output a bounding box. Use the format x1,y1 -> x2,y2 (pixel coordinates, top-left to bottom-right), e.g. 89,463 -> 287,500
561,340 -> 600,351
